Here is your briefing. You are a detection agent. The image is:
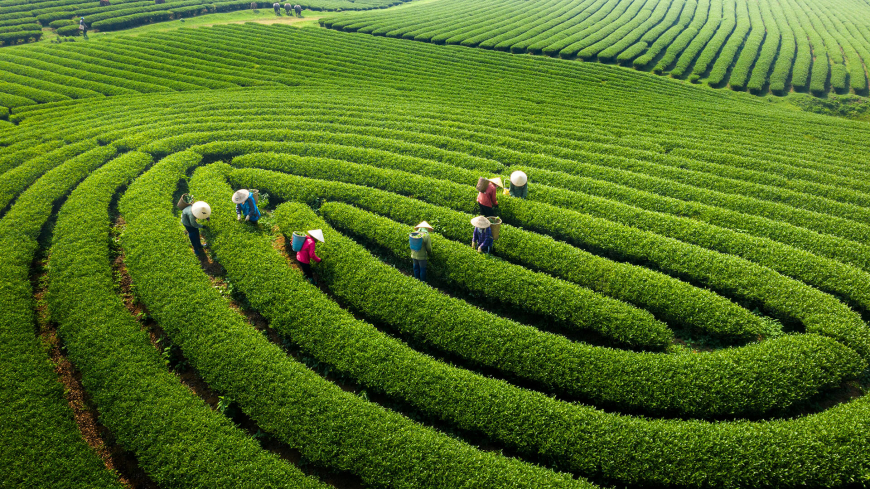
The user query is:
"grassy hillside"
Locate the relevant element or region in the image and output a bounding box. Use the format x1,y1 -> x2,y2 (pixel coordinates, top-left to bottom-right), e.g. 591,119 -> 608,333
2,22 -> 870,488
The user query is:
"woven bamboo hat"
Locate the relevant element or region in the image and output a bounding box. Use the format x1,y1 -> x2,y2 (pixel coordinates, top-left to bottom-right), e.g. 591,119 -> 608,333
232,189 -> 250,204
307,229 -> 325,243
191,201 -> 211,219
470,216 -> 490,228
415,221 -> 434,230
510,171 -> 527,186
489,177 -> 505,188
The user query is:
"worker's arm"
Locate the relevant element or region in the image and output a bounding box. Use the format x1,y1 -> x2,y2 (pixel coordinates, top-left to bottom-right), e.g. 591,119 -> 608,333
424,233 -> 432,254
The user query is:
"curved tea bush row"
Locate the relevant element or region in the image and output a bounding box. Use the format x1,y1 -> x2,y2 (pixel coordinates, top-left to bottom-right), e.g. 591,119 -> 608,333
525,180 -> 870,314
305,199 -> 864,417
498,197 -> 870,359
46,150 -> 326,488
519,165 -> 870,272
229,153 -> 766,340
225,151 -> 870,356
119,152 -> 591,489
0,146 -> 124,488
321,0 -> 870,95
210,162 -> 870,488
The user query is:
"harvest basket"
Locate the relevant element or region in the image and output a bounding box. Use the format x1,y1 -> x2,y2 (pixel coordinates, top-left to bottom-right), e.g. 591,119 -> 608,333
176,193 -> 192,209
487,216 -> 502,240
409,232 -> 423,251
291,231 -> 306,252
475,177 -> 489,193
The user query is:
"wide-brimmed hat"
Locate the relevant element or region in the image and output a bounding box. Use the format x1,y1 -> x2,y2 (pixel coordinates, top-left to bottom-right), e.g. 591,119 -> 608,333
191,201 -> 211,219
470,216 -> 490,228
489,177 -> 504,188
232,189 -> 250,204
415,221 -> 434,230
307,229 -> 325,243
510,171 -> 527,186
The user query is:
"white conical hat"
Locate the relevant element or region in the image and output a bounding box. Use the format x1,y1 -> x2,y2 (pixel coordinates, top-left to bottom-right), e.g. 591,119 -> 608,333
415,221 -> 434,230
489,177 -> 504,188
191,201 -> 211,219
232,189 -> 250,204
510,171 -> 527,186
307,229 -> 325,243
470,216 -> 490,228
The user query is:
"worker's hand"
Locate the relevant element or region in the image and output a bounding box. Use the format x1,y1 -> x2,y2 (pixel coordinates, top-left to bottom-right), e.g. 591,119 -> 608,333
245,215 -> 250,222
477,246 -> 483,253
471,241 -> 477,249
237,215 -> 241,221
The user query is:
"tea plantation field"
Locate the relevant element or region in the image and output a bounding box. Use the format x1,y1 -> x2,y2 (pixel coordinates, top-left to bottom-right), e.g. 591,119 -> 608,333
0,0 -> 409,45
324,0 -> 870,96
2,13 -> 870,489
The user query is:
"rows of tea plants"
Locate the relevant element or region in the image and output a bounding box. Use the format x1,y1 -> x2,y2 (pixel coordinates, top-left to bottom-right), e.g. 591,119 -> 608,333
3,24 -> 870,487
0,0 -> 411,45
322,0 -> 870,95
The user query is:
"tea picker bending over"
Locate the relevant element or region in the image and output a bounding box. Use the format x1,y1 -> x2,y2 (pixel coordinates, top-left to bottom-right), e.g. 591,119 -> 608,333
409,221 -> 433,282
508,171 -> 528,199
297,229 -> 324,284
233,189 -> 260,225
181,201 -> 211,258
471,216 -> 493,254
476,177 -> 502,216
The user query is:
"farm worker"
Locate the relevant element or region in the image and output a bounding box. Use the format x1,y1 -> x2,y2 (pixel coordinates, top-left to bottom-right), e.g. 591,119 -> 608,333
297,229 -> 323,283
182,201 -> 211,258
273,2 -> 280,14
476,176 -> 501,216
508,171 -> 528,199
470,216 -> 493,254
294,4 -> 302,16
284,3 -> 292,14
233,189 -> 260,224
79,17 -> 88,38
410,221 -> 433,282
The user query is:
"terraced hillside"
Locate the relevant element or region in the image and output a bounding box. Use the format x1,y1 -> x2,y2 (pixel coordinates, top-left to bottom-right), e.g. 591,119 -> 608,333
3,22 -> 870,488
0,0 -> 408,46
323,0 -> 870,96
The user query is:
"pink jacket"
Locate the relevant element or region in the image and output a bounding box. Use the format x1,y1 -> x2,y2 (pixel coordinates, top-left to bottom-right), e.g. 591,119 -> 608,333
296,236 -> 321,264
477,182 -> 498,208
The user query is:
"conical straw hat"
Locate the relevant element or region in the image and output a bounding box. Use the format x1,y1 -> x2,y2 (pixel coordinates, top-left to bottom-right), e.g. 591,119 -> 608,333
307,229 -> 325,243
470,216 -> 491,228
415,221 -> 434,230
510,171 -> 527,186
232,189 -> 250,204
489,177 -> 504,188
191,201 -> 211,219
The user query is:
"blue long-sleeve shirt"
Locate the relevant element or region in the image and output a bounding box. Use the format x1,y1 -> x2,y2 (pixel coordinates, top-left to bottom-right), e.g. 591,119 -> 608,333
472,226 -> 493,248
236,196 -> 260,221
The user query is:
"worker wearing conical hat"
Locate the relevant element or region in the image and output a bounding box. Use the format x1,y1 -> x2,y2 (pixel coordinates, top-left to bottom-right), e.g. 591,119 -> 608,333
476,177 -> 502,216
181,201 -> 211,258
508,171 -> 528,199
470,216 -> 493,254
297,229 -> 324,284
233,189 -> 260,225
410,221 -> 433,282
